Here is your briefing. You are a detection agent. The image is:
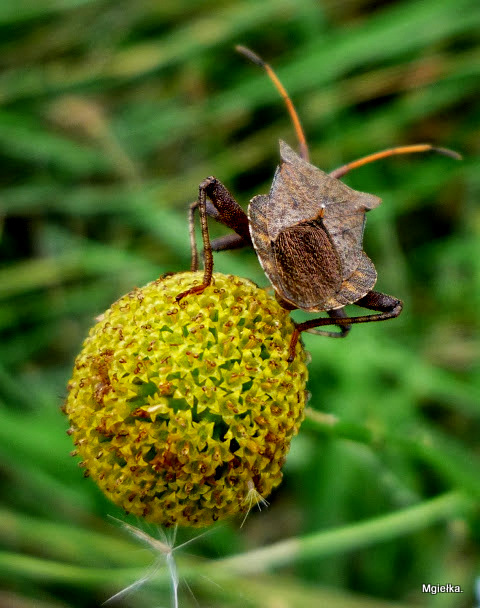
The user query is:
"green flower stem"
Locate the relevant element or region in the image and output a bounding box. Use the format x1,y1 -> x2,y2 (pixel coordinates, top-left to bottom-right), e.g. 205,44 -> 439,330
0,492 -> 470,589
0,551 -> 152,587
0,550 -> 415,608
0,508 -> 142,567
303,407 -> 480,499
217,491 -> 471,574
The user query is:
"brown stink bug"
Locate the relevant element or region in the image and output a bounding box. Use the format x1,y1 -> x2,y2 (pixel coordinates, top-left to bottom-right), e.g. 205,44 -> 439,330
177,46 -> 460,361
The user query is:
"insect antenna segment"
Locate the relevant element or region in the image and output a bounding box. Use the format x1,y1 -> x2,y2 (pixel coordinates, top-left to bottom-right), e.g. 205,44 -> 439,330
236,45 -> 310,162
330,144 -> 462,179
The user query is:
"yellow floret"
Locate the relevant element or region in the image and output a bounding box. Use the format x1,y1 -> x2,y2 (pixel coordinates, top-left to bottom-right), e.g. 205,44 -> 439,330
65,272 -> 309,527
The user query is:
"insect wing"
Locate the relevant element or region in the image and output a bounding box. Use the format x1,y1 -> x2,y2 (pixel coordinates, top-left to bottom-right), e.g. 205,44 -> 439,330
272,220 -> 343,309
272,141 -> 382,278
264,141 -> 326,241
248,193 -> 277,286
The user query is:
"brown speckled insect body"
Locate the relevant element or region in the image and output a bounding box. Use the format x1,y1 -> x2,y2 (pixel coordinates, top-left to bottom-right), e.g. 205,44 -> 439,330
177,46 -> 460,360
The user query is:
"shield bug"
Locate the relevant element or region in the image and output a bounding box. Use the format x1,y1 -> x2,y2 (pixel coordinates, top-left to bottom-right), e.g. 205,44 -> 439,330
177,46 -> 461,361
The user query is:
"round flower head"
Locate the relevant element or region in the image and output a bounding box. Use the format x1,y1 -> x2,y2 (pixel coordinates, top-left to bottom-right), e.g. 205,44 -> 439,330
65,272 -> 309,527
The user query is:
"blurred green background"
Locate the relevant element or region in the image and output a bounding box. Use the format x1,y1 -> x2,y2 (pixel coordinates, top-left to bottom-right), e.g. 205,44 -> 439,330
1,0 -> 479,606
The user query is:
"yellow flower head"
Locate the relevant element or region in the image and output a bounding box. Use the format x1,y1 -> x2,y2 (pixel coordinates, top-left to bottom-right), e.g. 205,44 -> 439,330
65,272 -> 309,527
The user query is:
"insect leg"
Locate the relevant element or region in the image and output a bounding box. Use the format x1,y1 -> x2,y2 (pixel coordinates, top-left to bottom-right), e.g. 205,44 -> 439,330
304,308 -> 352,338
188,199 -> 227,271
287,291 -> 402,361
200,177 -> 251,241
188,200 -> 199,272
177,184 -> 214,300
329,145 -> 461,180
210,233 -> 250,251
177,177 -> 251,301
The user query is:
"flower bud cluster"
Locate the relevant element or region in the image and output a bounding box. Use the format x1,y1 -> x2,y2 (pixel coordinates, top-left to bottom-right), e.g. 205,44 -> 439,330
65,272 -> 309,527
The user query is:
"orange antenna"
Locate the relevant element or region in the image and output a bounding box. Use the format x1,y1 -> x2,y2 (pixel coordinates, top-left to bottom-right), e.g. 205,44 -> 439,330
329,144 -> 462,179
236,45 -> 310,162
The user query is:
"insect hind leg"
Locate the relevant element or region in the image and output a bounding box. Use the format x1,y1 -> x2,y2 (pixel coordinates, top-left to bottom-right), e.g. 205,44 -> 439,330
288,291 -> 402,361
304,308 -> 352,338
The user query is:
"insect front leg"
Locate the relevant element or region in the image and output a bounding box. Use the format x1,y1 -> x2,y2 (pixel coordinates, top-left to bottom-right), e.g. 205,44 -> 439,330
188,199 -> 219,272
287,291 -> 402,361
177,183 -> 213,301
177,177 -> 251,301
